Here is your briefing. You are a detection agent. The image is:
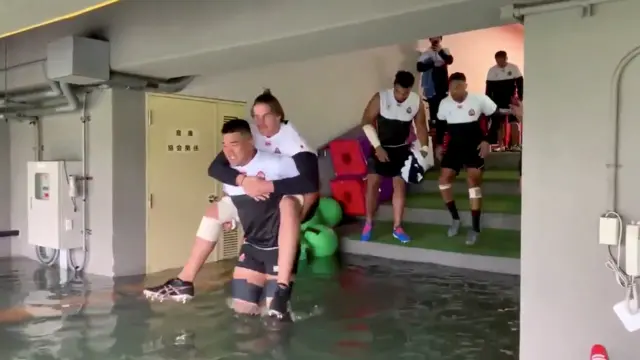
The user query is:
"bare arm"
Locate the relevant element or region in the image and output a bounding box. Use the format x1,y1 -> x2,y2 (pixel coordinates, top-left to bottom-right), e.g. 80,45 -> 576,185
361,93 -> 383,149
413,101 -> 429,148
361,93 -> 380,126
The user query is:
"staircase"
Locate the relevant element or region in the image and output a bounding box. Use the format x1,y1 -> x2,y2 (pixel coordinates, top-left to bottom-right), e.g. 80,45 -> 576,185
338,151 -> 521,275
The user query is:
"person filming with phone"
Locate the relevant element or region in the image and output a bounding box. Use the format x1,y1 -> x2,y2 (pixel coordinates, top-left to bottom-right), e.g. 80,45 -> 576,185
417,36 -> 454,130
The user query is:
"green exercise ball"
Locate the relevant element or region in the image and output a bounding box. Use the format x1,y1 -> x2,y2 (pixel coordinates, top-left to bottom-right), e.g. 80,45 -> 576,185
303,224 -> 339,258
309,255 -> 340,277
301,210 -> 323,231
317,197 -> 343,227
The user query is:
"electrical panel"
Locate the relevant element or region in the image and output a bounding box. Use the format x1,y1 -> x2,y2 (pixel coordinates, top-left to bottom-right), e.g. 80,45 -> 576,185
27,161 -> 83,250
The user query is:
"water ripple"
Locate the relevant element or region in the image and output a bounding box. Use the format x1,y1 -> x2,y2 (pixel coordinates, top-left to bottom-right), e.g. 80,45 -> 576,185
0,255 -> 519,359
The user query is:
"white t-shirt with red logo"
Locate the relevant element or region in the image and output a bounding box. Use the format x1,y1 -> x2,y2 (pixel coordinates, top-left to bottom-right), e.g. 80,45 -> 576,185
222,150 -> 299,196
250,121 -> 316,156
437,93 -> 497,124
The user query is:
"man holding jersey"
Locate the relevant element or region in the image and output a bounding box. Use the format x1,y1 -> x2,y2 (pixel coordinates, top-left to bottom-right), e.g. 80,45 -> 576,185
360,71 -> 430,243
435,72 -> 503,245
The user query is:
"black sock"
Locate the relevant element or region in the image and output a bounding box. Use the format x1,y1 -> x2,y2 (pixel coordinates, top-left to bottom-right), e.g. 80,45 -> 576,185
446,201 -> 460,220
471,210 -> 481,232
176,278 -> 193,285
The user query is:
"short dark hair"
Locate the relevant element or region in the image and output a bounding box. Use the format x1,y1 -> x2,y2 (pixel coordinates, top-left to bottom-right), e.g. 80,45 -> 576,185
394,71 -> 415,89
449,72 -> 466,83
221,118 -> 252,136
495,50 -> 507,58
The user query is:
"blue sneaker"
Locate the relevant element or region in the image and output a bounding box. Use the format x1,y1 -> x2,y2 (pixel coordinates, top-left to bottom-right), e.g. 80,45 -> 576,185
392,227 -> 411,243
360,222 -> 373,242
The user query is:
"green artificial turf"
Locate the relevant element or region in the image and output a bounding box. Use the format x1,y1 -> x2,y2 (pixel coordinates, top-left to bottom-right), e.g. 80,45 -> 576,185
402,192 -> 521,214
347,221 -> 521,258
423,169 -> 519,182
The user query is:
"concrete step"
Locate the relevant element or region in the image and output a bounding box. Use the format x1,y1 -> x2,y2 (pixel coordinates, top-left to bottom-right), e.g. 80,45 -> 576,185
337,221 -> 520,260
375,191 -> 521,230
375,206 -> 520,230
410,180 -> 519,195
484,151 -> 521,170
412,169 -> 519,195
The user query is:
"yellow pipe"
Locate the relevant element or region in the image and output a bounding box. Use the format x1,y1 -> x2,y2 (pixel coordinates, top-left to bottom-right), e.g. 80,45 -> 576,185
0,0 -> 120,39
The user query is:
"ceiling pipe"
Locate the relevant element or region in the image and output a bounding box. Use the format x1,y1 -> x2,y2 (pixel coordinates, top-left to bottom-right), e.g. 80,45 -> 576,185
0,82 -> 79,121
0,72 -> 194,121
0,81 -> 61,107
105,72 -> 195,93
501,0 -> 621,22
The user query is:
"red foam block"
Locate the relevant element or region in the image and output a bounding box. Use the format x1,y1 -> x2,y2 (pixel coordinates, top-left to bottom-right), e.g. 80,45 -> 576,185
328,139 -> 367,177
330,178 -> 366,217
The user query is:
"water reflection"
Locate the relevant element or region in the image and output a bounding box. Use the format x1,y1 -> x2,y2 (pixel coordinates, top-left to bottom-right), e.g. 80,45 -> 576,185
0,255 -> 519,360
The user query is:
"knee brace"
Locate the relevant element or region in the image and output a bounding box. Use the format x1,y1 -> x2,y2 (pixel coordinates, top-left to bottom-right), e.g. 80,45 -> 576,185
195,216 -> 222,242
469,187 -> 482,199
439,184 -> 452,191
231,279 -> 263,305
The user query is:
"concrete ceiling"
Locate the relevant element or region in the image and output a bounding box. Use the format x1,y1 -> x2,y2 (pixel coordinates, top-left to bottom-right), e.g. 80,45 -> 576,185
0,0 -> 119,39
2,0 -> 518,81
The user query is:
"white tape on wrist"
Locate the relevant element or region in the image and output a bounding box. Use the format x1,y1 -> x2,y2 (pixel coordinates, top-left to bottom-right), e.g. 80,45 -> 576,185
362,124 -> 381,148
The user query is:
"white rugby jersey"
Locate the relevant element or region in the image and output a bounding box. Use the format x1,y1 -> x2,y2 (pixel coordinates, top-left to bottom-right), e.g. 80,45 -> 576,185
437,93 -> 497,124
376,88 -> 421,146
486,62 -> 522,82
250,121 -> 316,156
223,150 -> 299,196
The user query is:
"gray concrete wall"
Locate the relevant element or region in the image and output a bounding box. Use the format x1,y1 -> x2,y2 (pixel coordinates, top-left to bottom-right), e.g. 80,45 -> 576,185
0,119 -> 11,257
111,89 -> 146,276
8,89 -> 146,277
521,2 -> 640,359
9,90 -> 115,276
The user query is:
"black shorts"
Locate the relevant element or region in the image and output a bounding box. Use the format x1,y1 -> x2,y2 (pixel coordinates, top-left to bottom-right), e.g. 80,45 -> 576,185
236,242 -> 300,276
440,145 -> 484,173
368,144 -> 410,178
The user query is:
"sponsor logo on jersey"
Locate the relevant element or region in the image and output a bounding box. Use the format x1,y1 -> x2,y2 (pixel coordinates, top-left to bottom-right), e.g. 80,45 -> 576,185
274,148 -> 281,154
265,141 -> 271,146
406,107 -> 412,114
256,171 -> 266,179
468,109 -> 476,116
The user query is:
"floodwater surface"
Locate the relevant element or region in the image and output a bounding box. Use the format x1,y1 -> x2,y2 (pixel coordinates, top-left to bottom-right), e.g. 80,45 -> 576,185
0,255 -> 519,359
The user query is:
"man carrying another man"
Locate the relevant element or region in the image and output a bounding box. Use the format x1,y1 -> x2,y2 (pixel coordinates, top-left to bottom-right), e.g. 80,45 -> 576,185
145,90 -> 319,321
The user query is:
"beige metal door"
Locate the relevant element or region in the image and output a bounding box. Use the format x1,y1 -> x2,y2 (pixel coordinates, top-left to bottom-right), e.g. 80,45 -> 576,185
146,95 -> 245,273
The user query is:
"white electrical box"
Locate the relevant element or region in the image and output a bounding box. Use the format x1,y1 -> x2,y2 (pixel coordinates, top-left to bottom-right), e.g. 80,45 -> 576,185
27,161 -> 83,250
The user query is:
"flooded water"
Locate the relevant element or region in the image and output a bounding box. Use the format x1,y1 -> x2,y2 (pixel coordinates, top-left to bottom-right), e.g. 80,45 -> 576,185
0,255 -> 519,360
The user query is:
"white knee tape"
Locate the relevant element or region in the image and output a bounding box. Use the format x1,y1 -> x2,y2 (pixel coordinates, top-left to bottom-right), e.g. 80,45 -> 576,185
196,216 -> 222,242
439,184 -> 452,190
469,187 -> 482,199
